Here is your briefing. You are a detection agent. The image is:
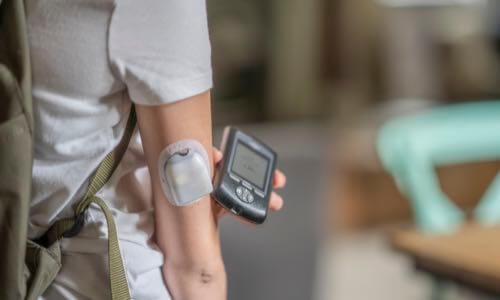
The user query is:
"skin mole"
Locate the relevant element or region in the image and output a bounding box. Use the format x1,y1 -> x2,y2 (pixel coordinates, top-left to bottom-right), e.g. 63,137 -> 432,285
200,269 -> 213,284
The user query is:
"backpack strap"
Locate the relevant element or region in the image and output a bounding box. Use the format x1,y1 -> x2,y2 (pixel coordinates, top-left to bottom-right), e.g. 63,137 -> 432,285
41,105 -> 136,300
0,0 -> 35,299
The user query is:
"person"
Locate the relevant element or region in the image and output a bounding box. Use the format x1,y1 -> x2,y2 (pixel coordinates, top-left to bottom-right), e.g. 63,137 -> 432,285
26,1 -> 286,299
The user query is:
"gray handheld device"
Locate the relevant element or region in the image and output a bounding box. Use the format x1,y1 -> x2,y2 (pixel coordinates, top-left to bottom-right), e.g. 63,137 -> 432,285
212,127 -> 277,224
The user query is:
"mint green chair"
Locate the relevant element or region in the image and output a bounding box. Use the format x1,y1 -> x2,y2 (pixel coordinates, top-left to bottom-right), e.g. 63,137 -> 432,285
377,101 -> 500,234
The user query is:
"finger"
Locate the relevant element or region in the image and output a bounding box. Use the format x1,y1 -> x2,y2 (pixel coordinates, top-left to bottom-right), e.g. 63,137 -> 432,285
212,147 -> 223,164
231,214 -> 257,226
212,200 -> 227,219
217,206 -> 227,219
273,170 -> 286,189
269,192 -> 284,212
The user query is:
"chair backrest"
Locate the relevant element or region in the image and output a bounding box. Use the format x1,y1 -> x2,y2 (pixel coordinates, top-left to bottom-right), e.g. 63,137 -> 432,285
377,101 -> 500,233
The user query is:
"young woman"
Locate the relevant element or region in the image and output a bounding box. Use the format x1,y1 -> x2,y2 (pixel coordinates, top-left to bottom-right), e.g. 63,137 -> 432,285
26,1 -> 286,299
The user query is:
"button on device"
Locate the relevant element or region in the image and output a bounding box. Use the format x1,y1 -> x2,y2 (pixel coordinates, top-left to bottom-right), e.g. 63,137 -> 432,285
236,186 -> 244,198
241,180 -> 253,190
239,188 -> 255,203
229,173 -> 241,183
230,206 -> 242,215
246,193 -> 254,203
235,185 -> 256,203
242,188 -> 250,201
254,190 -> 265,198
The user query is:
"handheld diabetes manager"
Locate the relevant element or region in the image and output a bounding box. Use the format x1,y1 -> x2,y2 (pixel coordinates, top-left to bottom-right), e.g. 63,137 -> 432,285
213,127 -> 277,224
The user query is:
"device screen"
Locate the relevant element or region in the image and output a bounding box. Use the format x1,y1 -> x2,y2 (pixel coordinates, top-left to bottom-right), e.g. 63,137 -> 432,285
231,142 -> 269,190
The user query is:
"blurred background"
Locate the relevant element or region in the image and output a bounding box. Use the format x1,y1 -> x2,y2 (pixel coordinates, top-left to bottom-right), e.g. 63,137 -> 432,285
208,0 -> 500,299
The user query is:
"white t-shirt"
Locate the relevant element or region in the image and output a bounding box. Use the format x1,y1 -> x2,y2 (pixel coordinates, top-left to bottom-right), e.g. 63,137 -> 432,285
26,1 -> 212,299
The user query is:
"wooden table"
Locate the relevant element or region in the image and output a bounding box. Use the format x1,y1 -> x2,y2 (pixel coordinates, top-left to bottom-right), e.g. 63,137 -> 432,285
392,223 -> 500,296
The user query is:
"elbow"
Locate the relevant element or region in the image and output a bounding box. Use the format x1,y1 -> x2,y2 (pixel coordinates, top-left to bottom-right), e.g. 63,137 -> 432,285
162,259 -> 227,299
163,258 -> 227,285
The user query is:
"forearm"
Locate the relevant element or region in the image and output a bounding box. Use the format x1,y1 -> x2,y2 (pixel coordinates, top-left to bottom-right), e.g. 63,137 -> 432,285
136,91 -> 226,299
155,193 -> 226,300
155,195 -> 226,300
163,255 -> 226,300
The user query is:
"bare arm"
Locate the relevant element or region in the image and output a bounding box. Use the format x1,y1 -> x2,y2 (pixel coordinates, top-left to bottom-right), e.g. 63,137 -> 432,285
136,91 -> 226,299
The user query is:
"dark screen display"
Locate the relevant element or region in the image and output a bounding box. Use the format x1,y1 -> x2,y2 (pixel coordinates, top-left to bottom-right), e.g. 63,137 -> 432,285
231,143 -> 269,189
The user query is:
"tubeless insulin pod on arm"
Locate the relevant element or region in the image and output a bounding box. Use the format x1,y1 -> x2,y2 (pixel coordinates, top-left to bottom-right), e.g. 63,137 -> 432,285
158,127 -> 277,224
158,140 -> 213,206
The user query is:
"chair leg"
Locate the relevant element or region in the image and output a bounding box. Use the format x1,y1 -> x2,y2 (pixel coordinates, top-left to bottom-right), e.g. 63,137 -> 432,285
475,171 -> 500,226
398,153 -> 464,234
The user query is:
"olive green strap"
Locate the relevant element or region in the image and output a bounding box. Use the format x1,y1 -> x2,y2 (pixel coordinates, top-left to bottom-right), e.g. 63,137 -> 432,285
48,198 -> 132,300
43,105 -> 136,300
75,105 -> 137,214
85,196 -> 131,300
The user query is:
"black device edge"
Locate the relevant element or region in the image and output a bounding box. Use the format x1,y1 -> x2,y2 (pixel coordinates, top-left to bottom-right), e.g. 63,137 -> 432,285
212,127 -> 277,224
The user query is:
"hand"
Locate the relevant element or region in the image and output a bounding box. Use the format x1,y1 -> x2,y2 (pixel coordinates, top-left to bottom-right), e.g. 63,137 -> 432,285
211,147 -> 286,220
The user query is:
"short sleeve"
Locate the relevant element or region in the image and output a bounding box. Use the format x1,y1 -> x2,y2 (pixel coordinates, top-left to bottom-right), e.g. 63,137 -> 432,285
109,0 -> 212,105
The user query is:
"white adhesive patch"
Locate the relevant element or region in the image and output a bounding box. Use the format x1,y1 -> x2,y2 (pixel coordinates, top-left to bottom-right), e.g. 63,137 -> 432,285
158,139 -> 213,206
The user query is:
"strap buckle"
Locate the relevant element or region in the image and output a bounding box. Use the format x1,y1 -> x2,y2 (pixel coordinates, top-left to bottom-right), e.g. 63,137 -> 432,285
62,212 -> 86,238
